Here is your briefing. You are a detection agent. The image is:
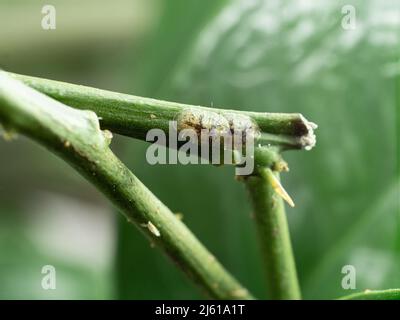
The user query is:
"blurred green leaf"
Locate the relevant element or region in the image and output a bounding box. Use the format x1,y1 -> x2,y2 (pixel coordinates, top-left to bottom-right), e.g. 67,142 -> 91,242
0,205 -> 111,299
117,0 -> 399,299
338,288 -> 400,300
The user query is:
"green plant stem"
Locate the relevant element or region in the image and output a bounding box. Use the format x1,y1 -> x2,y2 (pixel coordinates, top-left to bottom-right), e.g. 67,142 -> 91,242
9,72 -> 316,151
338,289 -> 400,300
0,71 -> 254,300
243,149 -> 301,299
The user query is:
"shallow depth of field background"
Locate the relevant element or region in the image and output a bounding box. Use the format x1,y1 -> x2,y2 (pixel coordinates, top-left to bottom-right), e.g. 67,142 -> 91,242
0,0 -> 398,299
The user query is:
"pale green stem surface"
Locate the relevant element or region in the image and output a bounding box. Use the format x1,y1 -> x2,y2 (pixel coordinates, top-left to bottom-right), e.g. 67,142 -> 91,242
9,72 -> 316,151
243,147 -> 301,300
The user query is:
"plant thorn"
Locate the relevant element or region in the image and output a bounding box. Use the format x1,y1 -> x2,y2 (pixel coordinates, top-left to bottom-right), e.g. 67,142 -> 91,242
263,168 -> 295,207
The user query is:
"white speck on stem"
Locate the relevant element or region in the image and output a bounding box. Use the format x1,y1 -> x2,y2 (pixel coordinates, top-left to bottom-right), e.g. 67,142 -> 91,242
147,221 -> 161,237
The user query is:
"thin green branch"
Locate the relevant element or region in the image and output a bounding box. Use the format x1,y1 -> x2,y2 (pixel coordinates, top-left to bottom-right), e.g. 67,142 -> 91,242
242,147 -> 301,300
2,70 -> 317,300
9,72 -> 316,151
0,71 -> 253,300
338,289 -> 400,300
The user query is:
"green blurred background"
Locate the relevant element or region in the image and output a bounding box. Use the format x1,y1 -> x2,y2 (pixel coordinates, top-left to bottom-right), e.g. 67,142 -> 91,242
0,0 -> 398,299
